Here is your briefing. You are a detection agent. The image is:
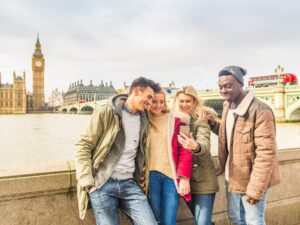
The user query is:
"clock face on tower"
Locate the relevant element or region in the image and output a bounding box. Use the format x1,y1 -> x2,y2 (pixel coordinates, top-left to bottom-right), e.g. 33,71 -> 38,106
35,60 -> 42,67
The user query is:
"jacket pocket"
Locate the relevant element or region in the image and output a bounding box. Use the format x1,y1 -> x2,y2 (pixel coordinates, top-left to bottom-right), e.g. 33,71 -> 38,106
238,127 -> 253,143
191,164 -> 204,182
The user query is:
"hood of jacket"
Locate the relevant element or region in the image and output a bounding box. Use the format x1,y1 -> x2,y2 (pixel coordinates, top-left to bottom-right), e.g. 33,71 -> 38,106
110,94 -> 128,117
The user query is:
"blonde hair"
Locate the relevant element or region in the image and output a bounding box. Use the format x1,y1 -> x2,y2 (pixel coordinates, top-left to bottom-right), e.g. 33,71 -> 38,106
173,85 -> 218,125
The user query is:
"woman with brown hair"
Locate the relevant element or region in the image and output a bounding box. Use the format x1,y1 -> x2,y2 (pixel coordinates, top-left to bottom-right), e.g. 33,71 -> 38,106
173,85 -> 219,225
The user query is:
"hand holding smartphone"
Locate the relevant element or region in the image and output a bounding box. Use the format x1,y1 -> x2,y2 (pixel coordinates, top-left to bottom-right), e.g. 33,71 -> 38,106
179,125 -> 190,137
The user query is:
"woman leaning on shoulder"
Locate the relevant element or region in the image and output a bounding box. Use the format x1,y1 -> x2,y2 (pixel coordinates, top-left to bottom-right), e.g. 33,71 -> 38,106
146,90 -> 192,225
173,85 -> 219,225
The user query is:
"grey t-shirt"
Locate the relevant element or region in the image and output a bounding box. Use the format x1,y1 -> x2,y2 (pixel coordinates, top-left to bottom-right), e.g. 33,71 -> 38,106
111,109 -> 141,179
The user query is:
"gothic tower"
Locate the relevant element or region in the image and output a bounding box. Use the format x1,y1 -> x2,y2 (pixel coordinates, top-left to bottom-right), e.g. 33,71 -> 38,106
32,35 -> 45,111
13,71 -> 27,113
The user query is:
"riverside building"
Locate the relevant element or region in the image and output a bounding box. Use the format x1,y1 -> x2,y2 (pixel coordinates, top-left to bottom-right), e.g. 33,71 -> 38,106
63,80 -> 117,105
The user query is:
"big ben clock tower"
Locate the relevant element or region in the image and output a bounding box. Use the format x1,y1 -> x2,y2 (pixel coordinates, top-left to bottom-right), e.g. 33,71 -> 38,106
32,35 -> 45,111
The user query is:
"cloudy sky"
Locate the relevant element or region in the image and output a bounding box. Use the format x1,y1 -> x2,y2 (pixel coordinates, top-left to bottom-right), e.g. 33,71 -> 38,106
0,0 -> 299,99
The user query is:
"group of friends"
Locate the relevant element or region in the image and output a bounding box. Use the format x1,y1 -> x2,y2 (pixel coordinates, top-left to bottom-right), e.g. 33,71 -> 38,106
74,65 -> 281,225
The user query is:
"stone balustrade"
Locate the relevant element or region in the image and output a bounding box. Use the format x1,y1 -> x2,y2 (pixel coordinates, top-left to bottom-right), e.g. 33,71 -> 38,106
0,149 -> 300,225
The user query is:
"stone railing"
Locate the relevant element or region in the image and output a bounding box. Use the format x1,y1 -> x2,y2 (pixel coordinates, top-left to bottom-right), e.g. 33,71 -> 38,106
1,149 -> 300,225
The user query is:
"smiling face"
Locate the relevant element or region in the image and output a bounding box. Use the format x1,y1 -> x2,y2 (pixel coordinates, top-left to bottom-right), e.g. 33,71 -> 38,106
133,86 -> 155,112
178,93 -> 195,114
150,93 -> 166,116
218,75 -> 243,103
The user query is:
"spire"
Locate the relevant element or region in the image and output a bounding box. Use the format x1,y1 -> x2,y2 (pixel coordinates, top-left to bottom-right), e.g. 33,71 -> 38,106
35,33 -> 41,50
33,33 -> 43,57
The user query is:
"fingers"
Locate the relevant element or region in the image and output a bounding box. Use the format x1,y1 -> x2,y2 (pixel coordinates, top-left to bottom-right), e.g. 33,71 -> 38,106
177,135 -> 185,145
246,196 -> 259,205
178,135 -> 193,149
179,132 -> 189,139
179,179 -> 190,196
179,186 -> 189,196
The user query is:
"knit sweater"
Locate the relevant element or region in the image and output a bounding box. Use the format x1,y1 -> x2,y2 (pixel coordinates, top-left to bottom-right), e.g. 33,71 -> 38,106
149,113 -> 172,178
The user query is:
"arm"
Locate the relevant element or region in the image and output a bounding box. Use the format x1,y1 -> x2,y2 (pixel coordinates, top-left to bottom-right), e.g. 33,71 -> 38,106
192,121 -> 211,156
246,109 -> 277,200
176,138 -> 193,179
177,121 -> 211,157
210,121 -> 220,135
74,107 -> 106,188
204,106 -> 220,135
176,123 -> 192,196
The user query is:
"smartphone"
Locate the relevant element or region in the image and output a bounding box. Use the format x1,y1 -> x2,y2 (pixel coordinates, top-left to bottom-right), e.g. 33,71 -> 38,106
180,125 -> 190,136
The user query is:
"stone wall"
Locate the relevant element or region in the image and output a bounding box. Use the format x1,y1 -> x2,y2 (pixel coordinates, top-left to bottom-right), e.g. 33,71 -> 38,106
0,149 -> 300,225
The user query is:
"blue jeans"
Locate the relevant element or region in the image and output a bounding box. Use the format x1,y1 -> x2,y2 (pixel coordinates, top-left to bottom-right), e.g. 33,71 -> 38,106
188,193 -> 216,225
89,177 -> 157,225
148,171 -> 179,225
225,181 -> 267,225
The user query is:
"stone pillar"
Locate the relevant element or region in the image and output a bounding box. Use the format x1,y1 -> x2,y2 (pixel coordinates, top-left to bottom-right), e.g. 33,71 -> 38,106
274,84 -> 286,122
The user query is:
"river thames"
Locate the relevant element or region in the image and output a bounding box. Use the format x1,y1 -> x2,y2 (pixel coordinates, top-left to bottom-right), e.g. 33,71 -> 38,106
1,114 -> 300,166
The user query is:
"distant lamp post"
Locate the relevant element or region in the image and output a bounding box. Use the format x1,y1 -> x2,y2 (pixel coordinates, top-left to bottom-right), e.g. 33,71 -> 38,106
275,65 -> 284,87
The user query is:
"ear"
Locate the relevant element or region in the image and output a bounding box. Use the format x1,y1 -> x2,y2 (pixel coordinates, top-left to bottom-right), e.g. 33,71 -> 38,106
133,87 -> 140,96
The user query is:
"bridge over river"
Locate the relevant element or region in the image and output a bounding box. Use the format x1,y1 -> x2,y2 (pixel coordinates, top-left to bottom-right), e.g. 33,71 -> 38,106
60,85 -> 300,122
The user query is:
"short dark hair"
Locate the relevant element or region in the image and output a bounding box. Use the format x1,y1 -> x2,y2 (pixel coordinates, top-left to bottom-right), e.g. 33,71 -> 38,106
129,76 -> 161,94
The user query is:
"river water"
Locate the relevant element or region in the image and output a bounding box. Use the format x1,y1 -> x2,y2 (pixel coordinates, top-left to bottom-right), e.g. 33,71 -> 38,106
0,114 -> 300,166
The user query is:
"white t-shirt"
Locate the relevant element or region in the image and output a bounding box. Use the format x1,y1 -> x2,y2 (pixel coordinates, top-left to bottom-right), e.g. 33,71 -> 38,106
225,108 -> 236,182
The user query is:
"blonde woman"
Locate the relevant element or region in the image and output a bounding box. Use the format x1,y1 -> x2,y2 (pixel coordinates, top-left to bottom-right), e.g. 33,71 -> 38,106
147,90 -> 192,225
173,85 -> 219,225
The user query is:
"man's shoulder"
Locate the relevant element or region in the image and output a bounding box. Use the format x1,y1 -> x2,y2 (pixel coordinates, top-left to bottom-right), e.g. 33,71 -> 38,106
250,97 -> 275,121
251,97 -> 273,112
93,103 -> 114,117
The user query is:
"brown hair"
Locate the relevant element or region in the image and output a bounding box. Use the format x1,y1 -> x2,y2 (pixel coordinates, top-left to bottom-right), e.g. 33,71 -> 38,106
129,76 -> 161,94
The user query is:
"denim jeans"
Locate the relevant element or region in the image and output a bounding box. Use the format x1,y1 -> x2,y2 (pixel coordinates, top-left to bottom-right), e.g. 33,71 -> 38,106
148,171 -> 179,225
225,181 -> 267,225
89,177 -> 157,225
188,193 -> 216,225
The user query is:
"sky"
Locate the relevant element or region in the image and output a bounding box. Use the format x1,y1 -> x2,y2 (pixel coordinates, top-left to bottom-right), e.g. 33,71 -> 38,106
0,0 -> 299,100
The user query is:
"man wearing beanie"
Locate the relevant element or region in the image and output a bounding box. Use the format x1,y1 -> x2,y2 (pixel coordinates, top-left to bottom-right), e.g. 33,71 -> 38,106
209,66 -> 281,225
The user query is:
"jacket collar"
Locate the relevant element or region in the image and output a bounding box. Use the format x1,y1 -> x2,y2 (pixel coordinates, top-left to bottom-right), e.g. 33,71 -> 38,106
223,90 -> 254,117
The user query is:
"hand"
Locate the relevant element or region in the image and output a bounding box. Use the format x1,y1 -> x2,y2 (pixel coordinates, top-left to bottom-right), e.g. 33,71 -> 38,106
85,185 -> 97,194
178,177 -> 190,196
178,132 -> 198,150
246,196 -> 260,205
206,114 -> 216,127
